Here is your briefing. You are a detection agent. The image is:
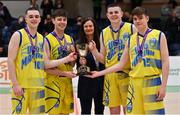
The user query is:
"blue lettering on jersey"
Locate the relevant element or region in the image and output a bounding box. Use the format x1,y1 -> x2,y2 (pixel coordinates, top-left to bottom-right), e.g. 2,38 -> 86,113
52,46 -> 69,59
144,49 -> 154,56
21,54 -> 33,69
143,58 -> 162,69
107,38 -> 125,60
34,61 -> 44,69
132,44 -> 155,67
132,47 -> 140,66
21,46 -> 43,69
132,55 -> 140,67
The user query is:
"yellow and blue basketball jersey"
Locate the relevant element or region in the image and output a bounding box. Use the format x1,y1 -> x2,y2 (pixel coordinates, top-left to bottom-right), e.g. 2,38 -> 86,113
46,33 -> 74,71
129,29 -> 162,78
15,28 -> 45,88
102,22 -> 133,107
103,22 -> 133,73
45,33 -> 74,114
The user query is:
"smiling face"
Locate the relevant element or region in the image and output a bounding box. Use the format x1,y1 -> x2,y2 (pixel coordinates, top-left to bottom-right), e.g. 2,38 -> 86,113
53,16 -> 67,31
106,6 -> 123,23
131,7 -> 150,32
132,14 -> 149,31
83,20 -> 94,37
25,10 -> 41,29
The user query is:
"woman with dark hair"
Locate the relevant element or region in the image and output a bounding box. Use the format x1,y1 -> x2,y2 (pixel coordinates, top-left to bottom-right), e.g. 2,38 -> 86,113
76,17 -> 104,114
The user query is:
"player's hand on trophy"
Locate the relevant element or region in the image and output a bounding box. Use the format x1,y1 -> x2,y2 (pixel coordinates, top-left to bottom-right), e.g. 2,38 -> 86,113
66,52 -> 77,63
67,44 -> 76,53
76,43 -> 90,75
85,71 -> 100,78
88,40 -> 96,52
70,45 -> 76,52
79,57 -> 87,65
63,71 -> 77,78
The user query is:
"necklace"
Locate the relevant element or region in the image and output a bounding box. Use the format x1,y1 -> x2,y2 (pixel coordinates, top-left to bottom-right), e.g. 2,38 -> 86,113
110,21 -> 124,40
51,31 -> 67,50
24,27 -> 37,56
136,28 -> 152,62
51,31 -> 70,59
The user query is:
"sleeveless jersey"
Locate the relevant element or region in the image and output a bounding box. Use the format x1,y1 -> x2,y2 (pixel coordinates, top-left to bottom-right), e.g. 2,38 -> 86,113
129,29 -> 162,77
15,28 -> 45,88
102,22 -> 133,73
46,33 -> 74,72
45,33 -> 74,114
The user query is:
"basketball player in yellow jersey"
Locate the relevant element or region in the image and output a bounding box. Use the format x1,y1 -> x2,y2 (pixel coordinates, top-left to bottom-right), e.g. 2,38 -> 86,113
88,3 -> 136,114
44,9 -> 77,114
8,7 -> 77,114
89,7 -> 169,115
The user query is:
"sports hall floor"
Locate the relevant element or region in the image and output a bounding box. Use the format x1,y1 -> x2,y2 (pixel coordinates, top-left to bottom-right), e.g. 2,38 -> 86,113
0,80 -> 180,115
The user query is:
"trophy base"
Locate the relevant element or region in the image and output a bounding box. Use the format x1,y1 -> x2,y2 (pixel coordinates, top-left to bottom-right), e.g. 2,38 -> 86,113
77,65 -> 91,76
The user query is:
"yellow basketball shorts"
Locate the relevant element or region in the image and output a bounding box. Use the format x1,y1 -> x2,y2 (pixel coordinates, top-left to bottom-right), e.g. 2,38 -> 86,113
103,72 -> 129,107
45,77 -> 74,114
126,75 -> 165,114
12,88 -> 45,114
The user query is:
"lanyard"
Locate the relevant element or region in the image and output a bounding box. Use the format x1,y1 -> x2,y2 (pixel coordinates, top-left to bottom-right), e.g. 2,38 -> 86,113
51,31 -> 67,50
137,28 -> 152,56
24,27 -> 37,55
110,21 -> 124,40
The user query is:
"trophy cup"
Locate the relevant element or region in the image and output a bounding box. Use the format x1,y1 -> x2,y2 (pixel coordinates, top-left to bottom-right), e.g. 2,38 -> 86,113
76,43 -> 90,76
66,44 -> 76,68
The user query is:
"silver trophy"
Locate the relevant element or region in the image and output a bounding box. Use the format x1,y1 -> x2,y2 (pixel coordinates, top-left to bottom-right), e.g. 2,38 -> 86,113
76,43 -> 90,75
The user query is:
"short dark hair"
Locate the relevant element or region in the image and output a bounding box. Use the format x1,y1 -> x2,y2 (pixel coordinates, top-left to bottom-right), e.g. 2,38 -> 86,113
25,7 -> 39,15
52,9 -> 68,19
131,7 -> 147,16
106,3 -> 122,12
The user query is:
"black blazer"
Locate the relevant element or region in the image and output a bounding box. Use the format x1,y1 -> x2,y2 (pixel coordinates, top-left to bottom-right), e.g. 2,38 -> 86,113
77,51 -> 105,99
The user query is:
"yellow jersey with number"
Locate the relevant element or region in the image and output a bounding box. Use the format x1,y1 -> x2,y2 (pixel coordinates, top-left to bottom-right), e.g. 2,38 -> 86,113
45,33 -> 74,72
102,22 -> 133,73
15,28 -> 45,88
45,33 -> 74,114
129,29 -> 162,78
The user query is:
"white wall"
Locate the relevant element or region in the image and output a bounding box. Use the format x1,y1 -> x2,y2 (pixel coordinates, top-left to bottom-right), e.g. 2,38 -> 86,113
77,0 -> 93,17
2,0 -> 180,19
1,0 -> 80,18
1,0 -> 42,18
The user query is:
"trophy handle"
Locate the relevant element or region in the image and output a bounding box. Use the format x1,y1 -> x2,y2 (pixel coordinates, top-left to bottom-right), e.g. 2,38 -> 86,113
85,44 -> 89,51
